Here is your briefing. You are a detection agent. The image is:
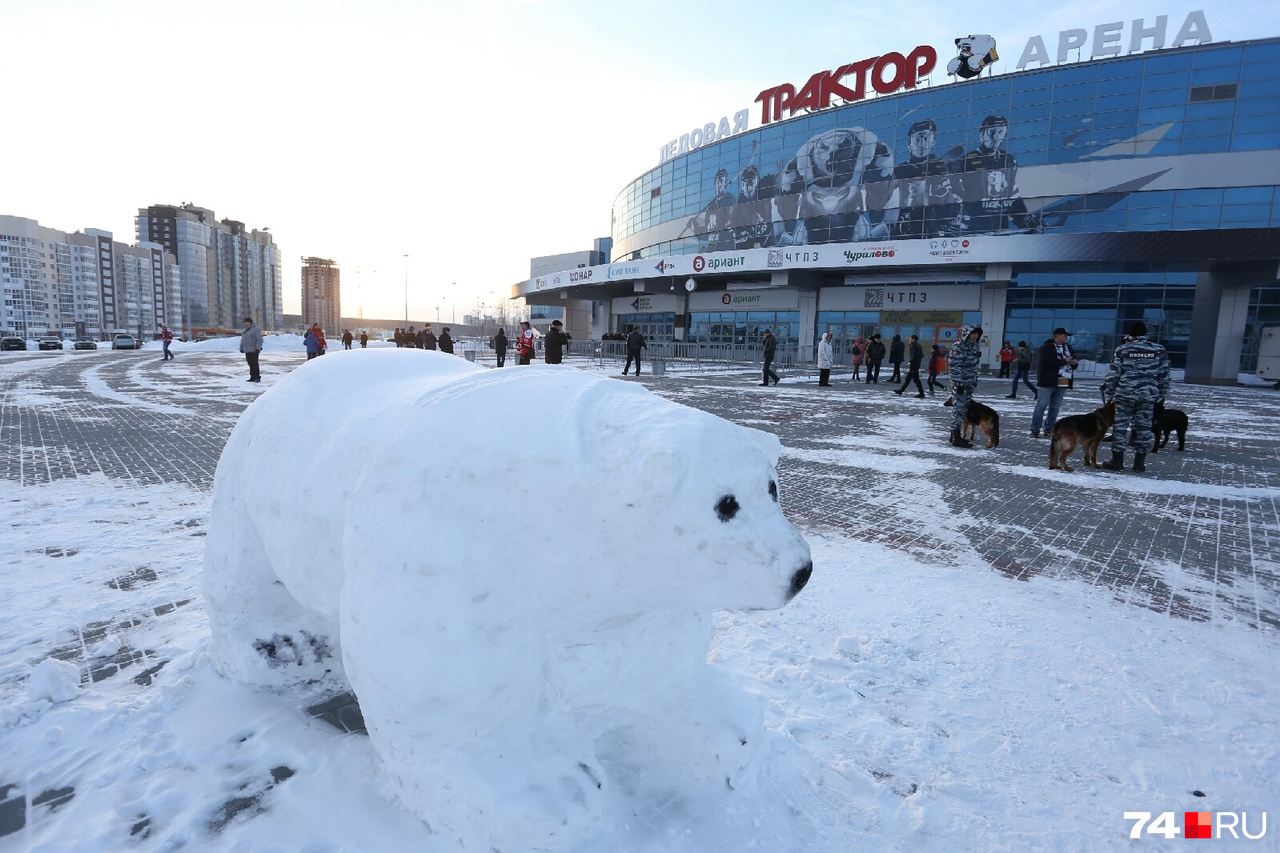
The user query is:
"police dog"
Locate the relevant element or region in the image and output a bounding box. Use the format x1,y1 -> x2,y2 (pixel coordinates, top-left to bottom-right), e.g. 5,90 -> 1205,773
943,396 -> 1000,448
1049,400 -> 1115,472
1121,401 -> 1189,453
1139,401 -> 1190,453
1153,402 -> 1188,452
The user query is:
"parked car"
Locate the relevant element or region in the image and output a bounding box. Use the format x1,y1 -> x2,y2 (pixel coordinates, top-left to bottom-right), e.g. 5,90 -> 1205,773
1,336 -> 27,351
111,334 -> 137,350
38,336 -> 64,351
73,338 -> 98,350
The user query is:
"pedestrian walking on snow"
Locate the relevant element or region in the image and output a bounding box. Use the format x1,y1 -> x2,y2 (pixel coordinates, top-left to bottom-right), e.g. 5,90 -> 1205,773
1006,341 -> 1035,398
160,325 -> 175,361
888,334 -> 905,383
761,329 -> 780,386
894,334 -> 925,397
927,344 -> 945,396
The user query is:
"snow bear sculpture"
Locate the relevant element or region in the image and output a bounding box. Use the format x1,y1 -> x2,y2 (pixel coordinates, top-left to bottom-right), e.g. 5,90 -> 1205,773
203,350 -> 812,849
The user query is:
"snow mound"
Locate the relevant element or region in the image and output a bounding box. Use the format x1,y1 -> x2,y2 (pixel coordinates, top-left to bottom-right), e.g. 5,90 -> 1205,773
28,657 -> 82,703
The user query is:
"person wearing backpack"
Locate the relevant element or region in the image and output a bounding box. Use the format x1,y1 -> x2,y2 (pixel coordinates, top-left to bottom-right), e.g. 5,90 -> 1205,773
160,324 -> 175,361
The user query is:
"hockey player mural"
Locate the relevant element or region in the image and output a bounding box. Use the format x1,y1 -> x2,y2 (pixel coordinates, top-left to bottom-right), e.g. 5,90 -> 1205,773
667,30 -> 1154,251
680,113 -> 1045,252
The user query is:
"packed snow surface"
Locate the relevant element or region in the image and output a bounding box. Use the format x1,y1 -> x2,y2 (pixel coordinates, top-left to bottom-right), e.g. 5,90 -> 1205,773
0,349 -> 1275,851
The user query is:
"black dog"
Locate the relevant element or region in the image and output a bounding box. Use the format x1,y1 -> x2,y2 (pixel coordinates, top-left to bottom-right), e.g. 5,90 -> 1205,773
1123,401 -> 1188,453
1151,401 -> 1188,452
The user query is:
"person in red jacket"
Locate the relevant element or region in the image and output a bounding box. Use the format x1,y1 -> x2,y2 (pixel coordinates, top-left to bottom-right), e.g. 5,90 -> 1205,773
160,325 -> 175,361
311,323 -> 328,355
998,340 -> 1014,378
927,344 -> 946,396
517,321 -> 535,365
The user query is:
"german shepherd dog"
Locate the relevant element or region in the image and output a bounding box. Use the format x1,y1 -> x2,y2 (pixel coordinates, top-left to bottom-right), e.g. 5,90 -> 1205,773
1049,400 -> 1115,471
943,397 -> 1000,448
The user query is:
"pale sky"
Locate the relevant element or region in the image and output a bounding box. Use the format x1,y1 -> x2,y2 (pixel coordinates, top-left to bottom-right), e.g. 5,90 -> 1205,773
2,0 -> 1274,322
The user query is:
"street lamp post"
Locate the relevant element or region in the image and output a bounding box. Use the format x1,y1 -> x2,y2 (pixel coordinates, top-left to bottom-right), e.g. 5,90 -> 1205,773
403,254 -> 409,324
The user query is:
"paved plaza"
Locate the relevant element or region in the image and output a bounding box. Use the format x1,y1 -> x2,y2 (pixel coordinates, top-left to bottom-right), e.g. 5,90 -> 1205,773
2,347 -> 1278,632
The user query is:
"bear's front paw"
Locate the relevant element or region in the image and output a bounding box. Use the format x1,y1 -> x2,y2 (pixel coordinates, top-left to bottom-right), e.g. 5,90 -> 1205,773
482,754 -> 607,849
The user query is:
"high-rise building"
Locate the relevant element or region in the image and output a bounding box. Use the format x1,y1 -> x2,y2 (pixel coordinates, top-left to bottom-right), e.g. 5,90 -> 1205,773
135,203 -> 282,333
300,257 -> 340,335
0,215 -> 179,340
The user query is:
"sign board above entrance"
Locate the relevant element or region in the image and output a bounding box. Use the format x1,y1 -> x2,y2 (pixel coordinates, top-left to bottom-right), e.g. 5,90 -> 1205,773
754,46 -> 937,125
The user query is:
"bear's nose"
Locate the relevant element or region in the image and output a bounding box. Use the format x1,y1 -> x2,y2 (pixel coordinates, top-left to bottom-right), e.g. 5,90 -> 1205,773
788,562 -> 813,600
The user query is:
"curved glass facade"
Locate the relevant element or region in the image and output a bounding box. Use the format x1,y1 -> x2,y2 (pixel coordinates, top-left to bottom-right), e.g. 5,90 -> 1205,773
589,37 -> 1280,373
612,39 -> 1280,260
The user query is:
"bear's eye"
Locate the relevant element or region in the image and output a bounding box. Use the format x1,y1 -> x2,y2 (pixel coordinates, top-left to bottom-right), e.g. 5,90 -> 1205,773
715,495 -> 740,522
768,480 -> 778,502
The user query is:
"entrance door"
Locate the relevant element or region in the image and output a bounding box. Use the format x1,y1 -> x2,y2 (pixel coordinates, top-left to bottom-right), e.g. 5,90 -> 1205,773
825,322 -> 879,362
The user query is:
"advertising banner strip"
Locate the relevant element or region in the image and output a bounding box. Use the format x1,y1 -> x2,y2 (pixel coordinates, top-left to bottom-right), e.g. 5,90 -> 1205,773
517,228 -> 1280,298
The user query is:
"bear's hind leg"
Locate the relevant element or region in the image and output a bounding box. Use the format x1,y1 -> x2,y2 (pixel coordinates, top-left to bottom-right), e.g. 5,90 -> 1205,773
202,499 -> 345,690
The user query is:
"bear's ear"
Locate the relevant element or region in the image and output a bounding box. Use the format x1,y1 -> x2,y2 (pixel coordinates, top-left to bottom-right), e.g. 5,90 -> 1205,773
640,449 -> 685,495
742,427 -> 781,468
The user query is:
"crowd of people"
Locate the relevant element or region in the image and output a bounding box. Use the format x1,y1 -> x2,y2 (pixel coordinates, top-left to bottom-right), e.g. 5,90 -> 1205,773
795,322 -> 1172,464
385,324 -> 456,352
235,319 -> 1174,468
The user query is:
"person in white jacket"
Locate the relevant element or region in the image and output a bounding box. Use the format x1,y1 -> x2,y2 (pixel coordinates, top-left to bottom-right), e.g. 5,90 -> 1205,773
817,331 -> 834,387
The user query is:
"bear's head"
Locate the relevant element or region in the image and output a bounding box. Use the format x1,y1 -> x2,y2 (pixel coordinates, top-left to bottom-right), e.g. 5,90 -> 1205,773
569,374 -> 813,614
